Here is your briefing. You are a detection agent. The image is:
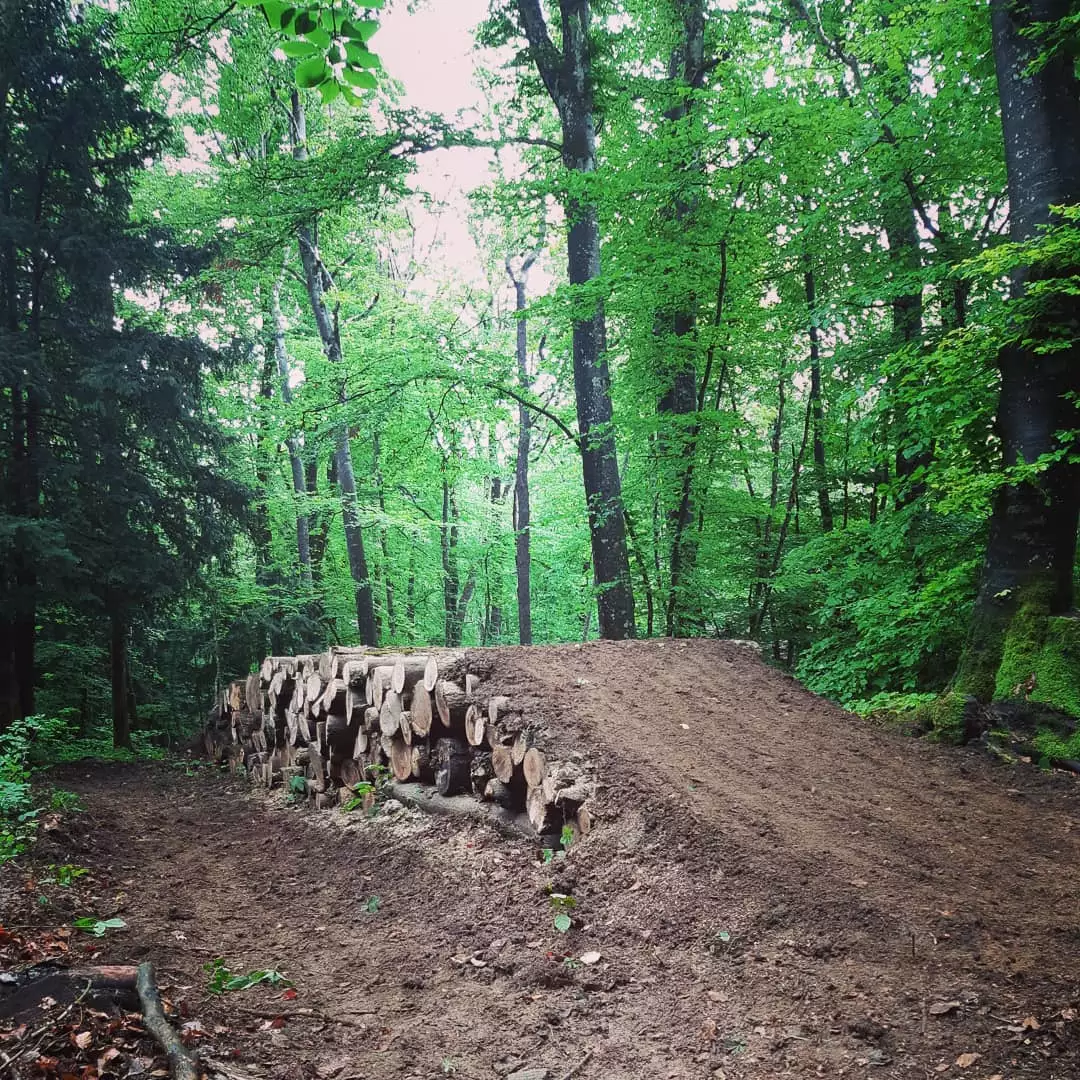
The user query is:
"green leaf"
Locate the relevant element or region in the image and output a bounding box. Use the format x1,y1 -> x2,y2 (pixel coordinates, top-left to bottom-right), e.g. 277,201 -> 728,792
344,43 -> 380,68
293,10 -> 317,34
304,26 -> 332,48
279,40 -> 318,58
261,0 -> 288,26
276,5 -> 298,30
73,916 -> 126,937
342,68 -> 377,89
341,18 -> 379,41
554,912 -> 572,933
295,56 -> 330,89
319,80 -> 340,104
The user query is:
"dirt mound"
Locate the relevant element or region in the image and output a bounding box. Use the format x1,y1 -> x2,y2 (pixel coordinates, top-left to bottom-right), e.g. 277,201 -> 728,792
4,639 -> 1079,1079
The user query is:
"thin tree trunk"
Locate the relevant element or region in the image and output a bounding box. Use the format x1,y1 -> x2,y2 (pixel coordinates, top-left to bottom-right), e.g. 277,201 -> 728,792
289,91 -> 377,645
666,243 -> 729,634
804,262 -> 833,532
654,0 -> 708,633
110,608 -> 130,750
372,431 -> 396,638
271,259 -> 313,583
516,0 -> 635,640
506,242 -> 542,645
885,200 -> 928,501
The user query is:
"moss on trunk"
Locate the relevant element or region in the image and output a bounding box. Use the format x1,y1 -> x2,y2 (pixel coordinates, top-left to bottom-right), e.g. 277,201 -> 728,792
1028,616 -> 1080,717
913,691 -> 973,745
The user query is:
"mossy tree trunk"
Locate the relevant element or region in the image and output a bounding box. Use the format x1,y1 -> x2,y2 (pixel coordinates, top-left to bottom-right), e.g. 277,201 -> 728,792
952,0 -> 1080,713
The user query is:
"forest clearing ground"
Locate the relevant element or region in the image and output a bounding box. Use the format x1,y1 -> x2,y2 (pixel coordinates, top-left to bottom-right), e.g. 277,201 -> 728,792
4,640 -> 1080,1080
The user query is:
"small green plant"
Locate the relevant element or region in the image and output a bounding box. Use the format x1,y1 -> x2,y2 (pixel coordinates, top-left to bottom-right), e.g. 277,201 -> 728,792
44,864 -> 89,887
560,823 -> 575,850
342,781 -> 376,813
541,847 -> 555,864
549,892 -> 575,933
364,895 -> 381,914
706,928 -> 736,956
288,774 -> 307,795
440,1059 -> 456,1076
204,957 -> 292,994
49,789 -> 83,812
72,916 -> 126,937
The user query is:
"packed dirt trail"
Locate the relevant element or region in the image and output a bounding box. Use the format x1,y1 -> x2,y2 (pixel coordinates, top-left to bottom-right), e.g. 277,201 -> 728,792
37,642 -> 1080,1078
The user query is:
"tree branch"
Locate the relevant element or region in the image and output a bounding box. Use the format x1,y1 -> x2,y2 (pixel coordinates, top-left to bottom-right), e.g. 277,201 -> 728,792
515,0 -> 564,104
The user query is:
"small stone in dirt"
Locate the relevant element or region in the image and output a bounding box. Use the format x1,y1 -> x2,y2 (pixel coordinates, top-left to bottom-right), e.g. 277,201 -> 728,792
381,799 -> 404,814
928,1000 -> 962,1016
507,1070 -> 549,1080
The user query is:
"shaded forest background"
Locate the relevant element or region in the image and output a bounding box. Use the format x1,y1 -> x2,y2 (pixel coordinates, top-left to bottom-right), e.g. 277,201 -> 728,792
2,0 -> 1079,751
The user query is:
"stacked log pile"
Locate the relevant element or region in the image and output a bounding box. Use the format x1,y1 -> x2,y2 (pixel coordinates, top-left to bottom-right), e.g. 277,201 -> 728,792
204,647 -> 594,841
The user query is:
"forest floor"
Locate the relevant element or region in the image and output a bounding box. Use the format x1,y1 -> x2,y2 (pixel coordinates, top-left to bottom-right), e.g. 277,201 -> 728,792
3,640 -> 1080,1080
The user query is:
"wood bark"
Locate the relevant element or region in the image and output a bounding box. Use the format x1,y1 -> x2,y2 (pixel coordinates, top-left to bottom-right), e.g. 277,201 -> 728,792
515,0 -> 635,640
110,608 -> 131,750
954,0 -> 1080,698
289,90 -> 378,646
506,238 -> 543,645
271,258 -> 313,581
804,262 -> 833,532
433,737 -> 472,796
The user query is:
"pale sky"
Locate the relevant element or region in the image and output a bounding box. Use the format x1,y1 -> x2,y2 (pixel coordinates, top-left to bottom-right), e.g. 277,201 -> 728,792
373,0 -> 535,298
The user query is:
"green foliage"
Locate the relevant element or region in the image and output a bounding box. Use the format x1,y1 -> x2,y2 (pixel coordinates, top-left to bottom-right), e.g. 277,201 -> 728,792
776,511 -> 982,706
204,956 -> 293,994
4,0 -> 1075,744
43,864 -> 90,887
237,0 -> 382,104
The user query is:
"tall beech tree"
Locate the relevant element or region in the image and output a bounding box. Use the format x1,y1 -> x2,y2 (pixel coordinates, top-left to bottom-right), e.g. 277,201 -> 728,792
512,0 -> 636,640
951,0 -> 1080,709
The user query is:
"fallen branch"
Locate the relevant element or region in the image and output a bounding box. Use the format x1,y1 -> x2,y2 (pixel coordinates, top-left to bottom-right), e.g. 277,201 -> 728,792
136,962 -> 200,1080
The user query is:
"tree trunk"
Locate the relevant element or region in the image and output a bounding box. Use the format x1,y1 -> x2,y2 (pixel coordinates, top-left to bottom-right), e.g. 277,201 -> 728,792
952,0 -> 1080,710
655,0 -> 708,631
289,91 -> 377,646
804,263 -> 833,532
110,608 -> 131,750
271,259 -> 313,583
372,431 -> 396,638
506,246 -> 540,646
515,0 -> 635,640
884,200 -> 929,501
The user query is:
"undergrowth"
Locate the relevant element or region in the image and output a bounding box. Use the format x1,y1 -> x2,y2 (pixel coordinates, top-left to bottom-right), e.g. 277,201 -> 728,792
0,714 -> 164,865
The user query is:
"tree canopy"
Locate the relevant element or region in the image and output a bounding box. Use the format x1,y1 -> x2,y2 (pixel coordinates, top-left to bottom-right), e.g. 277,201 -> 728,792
2,0 -> 1078,755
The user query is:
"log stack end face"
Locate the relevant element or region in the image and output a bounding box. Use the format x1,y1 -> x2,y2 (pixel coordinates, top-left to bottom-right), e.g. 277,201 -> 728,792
205,648 -> 595,842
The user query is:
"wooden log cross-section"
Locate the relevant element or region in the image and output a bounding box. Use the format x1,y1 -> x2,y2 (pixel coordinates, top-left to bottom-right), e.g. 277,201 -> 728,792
212,646 -> 596,843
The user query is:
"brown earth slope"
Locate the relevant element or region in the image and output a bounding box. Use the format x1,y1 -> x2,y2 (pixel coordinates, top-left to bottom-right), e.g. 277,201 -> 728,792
5,640 -> 1080,1080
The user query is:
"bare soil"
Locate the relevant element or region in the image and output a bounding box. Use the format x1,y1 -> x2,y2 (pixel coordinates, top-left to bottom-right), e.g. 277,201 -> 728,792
4,639 -> 1080,1080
